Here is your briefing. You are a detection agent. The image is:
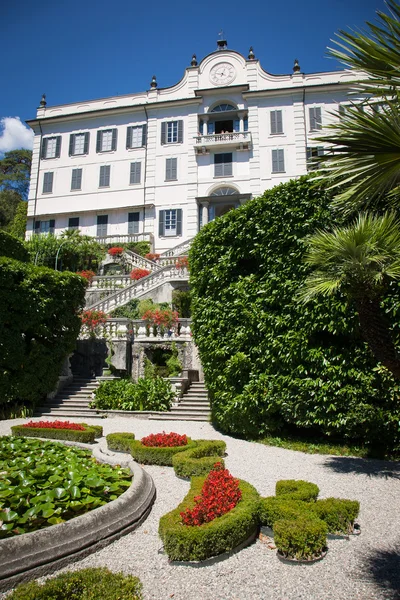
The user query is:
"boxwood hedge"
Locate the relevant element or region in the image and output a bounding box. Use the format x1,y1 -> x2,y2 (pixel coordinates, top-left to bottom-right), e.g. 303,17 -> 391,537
259,496 -> 310,527
115,438 -> 197,466
159,476 -> 260,561
106,432 -> 136,452
172,439 -> 226,478
311,498 -> 360,534
273,516 -> 328,560
275,480 -> 319,502
11,423 -> 101,444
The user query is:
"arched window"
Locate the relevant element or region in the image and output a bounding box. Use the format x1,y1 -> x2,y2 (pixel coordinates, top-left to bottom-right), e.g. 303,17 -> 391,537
210,187 -> 238,196
210,103 -> 237,113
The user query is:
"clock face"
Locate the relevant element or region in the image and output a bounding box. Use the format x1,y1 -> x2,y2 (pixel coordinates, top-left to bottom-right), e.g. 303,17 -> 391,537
210,62 -> 236,86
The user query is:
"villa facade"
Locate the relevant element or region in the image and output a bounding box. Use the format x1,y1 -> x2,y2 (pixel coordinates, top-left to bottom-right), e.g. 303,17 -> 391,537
26,39 -> 356,253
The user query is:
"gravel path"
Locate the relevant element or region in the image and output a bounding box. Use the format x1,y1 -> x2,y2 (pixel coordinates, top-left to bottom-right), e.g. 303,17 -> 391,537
1,416 -> 399,600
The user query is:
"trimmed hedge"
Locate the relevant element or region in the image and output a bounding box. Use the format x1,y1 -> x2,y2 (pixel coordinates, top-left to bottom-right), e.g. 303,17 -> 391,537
7,567 -> 142,599
0,230 -> 29,262
172,439 -> 226,478
311,498 -> 360,534
159,476 -> 260,561
11,424 -> 99,444
106,432 -> 136,452
273,516 -> 328,560
276,480 -> 319,502
259,496 -> 310,527
127,438 -> 197,465
81,423 -> 103,438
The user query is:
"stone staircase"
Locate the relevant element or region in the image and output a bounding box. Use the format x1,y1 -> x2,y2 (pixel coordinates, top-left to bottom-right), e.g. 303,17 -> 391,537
35,378 -> 102,419
150,382 -> 211,421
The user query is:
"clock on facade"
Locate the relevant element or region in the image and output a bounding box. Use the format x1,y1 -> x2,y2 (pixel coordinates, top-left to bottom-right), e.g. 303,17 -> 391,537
209,62 -> 236,86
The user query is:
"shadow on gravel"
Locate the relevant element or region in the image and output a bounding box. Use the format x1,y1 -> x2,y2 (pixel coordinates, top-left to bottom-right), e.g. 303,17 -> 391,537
364,547 -> 400,600
322,456 -> 400,479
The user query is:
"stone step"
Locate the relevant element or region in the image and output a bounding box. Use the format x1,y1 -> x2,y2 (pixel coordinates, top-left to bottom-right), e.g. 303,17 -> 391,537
150,414 -> 209,422
35,410 -> 101,419
178,403 -> 210,409
44,402 -> 92,409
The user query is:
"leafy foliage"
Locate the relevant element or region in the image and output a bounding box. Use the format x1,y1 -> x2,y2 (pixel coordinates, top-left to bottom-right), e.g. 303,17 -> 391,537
273,516 -> 328,560
275,480 -> 319,502
110,298 -> 140,319
7,567 -> 143,600
172,440 -> 226,478
7,200 -> 28,239
91,377 -> 175,412
311,498 -> 360,534
0,437 -> 131,538
172,289 -> 191,317
189,177 -> 400,451
0,190 -> 23,230
106,432 -> 136,453
0,150 -> 32,199
0,229 -> 28,261
11,422 -> 101,443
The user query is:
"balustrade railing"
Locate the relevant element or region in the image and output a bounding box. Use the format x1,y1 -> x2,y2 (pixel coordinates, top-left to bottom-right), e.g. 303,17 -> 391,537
95,232 -> 154,250
160,237 -> 194,258
90,275 -> 131,290
124,249 -> 161,271
79,317 -> 192,341
194,131 -> 252,149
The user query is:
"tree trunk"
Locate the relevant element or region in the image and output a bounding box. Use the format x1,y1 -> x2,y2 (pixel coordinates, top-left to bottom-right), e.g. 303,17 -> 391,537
355,295 -> 400,379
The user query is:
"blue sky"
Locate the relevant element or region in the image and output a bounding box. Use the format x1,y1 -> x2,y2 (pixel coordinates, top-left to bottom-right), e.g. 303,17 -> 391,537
0,0 -> 387,152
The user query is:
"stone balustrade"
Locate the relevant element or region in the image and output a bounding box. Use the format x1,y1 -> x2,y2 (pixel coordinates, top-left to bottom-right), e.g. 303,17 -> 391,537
79,317 -> 192,341
95,232 -> 154,250
90,275 -> 131,290
160,237 -> 194,258
124,250 -> 161,271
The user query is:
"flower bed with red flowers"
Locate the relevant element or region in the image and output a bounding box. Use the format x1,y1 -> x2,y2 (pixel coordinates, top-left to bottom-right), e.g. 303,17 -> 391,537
175,256 -> 189,269
21,420 -> 86,431
142,308 -> 178,329
145,253 -> 160,262
130,268 -> 151,280
76,270 -> 96,283
80,309 -> 108,335
180,463 -> 242,526
141,432 -> 187,448
107,246 -> 124,256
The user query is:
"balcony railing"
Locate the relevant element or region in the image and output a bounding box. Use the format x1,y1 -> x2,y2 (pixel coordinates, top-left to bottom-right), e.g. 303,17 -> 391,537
95,232 -> 154,250
194,131 -> 252,152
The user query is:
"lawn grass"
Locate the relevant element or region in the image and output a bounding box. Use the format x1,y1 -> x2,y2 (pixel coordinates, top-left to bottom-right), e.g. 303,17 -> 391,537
257,434 -> 370,458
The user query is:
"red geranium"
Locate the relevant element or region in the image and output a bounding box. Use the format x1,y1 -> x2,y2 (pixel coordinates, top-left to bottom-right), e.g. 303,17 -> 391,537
76,270 -> 96,283
141,432 -> 188,447
130,268 -> 151,280
175,256 -> 189,270
80,309 -> 108,333
142,308 -> 178,329
145,253 -> 160,262
180,463 -> 242,526
108,246 -> 124,256
22,420 -> 86,431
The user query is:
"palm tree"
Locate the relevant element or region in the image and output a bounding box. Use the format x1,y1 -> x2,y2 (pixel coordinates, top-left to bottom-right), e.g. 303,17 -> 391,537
299,212 -> 400,378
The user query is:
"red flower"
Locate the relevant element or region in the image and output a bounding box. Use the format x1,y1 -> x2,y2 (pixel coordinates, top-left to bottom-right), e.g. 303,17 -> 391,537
22,420 -> 86,431
145,253 -> 160,262
141,431 -> 188,447
180,463 -> 242,526
130,268 -> 151,280
108,246 -> 124,256
175,256 -> 189,270
80,309 -> 108,332
76,270 -> 96,283
142,308 -> 178,328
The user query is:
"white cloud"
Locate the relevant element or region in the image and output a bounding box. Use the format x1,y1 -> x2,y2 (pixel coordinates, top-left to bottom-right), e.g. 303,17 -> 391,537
0,117 -> 34,152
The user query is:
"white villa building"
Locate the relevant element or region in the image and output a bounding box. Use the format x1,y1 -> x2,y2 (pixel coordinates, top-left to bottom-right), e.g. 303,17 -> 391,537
26,38 -> 355,253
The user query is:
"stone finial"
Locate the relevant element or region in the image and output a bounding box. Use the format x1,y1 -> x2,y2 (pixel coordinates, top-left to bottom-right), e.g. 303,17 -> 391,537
248,46 -> 255,60
293,58 -> 301,73
150,75 -> 157,89
39,93 -> 47,107
191,54 -> 198,67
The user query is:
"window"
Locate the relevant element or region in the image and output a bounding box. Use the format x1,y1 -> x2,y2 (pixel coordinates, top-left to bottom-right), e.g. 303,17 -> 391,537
210,103 -> 237,112
306,146 -> 324,171
96,215 -> 108,237
99,165 -> 110,187
159,209 -> 182,237
130,162 -> 141,185
161,120 -> 183,144
214,153 -> 232,177
43,172 -> 54,193
34,219 -> 55,234
270,110 -> 283,135
128,212 -> 140,235
96,129 -> 117,152
165,158 -> 177,181
41,136 -> 61,159
68,217 -> 79,230
71,168 -> 82,190
271,149 -> 285,173
126,125 -> 147,148
210,187 -> 237,196
309,107 -> 322,131
69,132 -> 89,156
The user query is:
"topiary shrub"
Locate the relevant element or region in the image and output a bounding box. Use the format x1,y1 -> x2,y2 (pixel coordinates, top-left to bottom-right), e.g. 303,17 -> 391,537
127,438 -> 197,466
106,432 -> 136,452
273,516 -> 328,561
11,423 -> 98,443
311,497 -> 360,534
159,476 -> 260,561
0,230 -> 28,261
80,423 -> 103,438
7,567 -> 142,599
172,439 -> 226,478
189,176 -> 400,452
275,480 -> 319,502
258,496 -> 310,527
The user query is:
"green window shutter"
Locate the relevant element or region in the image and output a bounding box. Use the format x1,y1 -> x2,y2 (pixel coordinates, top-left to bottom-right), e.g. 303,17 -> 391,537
178,120 -> 183,143
142,124 -> 147,146
214,154 -> 223,177
276,110 -> 283,133
71,168 -> 82,190
111,129 -> 117,151
96,131 -> 101,152
130,162 -> 141,184
159,210 -> 165,236
43,172 -> 54,193
128,211 -> 140,234
69,135 -> 74,156
41,138 -> 48,159
55,137 -> 61,157
126,127 -> 132,149
176,209 -> 182,236
161,122 -> 166,145
171,157 -> 177,179
34,220 -> 41,232
315,107 -> 322,129
244,117 -> 248,132
234,119 -> 240,132
84,132 -> 90,154
99,165 -> 110,187
272,149 -> 278,172
278,149 -> 285,171
49,219 -> 55,234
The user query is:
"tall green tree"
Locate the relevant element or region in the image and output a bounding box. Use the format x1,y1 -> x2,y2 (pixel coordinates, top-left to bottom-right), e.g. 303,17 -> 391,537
0,149 -> 32,199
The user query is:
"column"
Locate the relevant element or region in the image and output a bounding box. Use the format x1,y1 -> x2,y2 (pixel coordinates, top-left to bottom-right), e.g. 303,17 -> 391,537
238,111 -> 246,133
202,116 -> 209,136
201,201 -> 209,227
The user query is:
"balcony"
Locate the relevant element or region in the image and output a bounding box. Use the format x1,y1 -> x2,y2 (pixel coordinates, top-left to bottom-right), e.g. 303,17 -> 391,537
194,131 -> 252,154
95,232 -> 154,250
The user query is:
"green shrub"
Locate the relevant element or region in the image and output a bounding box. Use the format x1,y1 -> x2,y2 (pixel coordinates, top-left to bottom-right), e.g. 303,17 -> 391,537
273,516 -> 328,560
91,377 -> 174,412
189,176 -> 400,451
106,432 -> 136,452
128,438 -> 197,466
172,289 -> 191,317
258,496 -> 310,527
126,241 -> 151,256
0,230 -> 28,261
80,424 -> 103,438
166,342 -> 182,377
7,201 -> 27,240
10,425 -> 96,444
172,440 -> 226,478
110,299 -> 140,319
8,567 -> 142,599
275,480 -> 319,502
159,477 -> 260,561
311,498 -> 360,534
